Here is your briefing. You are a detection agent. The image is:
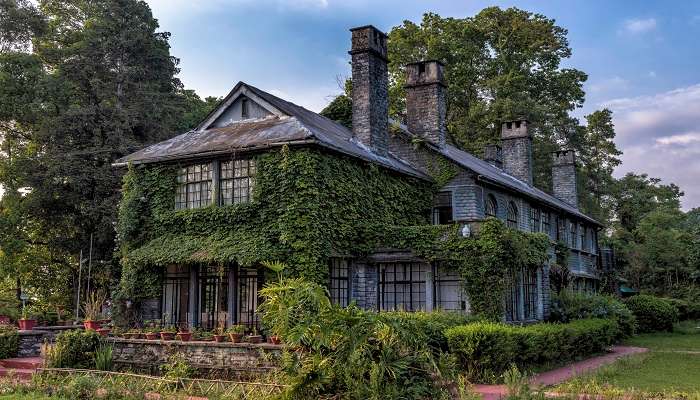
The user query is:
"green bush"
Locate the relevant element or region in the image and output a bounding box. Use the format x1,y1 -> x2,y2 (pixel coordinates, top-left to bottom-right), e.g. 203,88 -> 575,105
550,291 -> 636,338
0,325 -> 19,359
625,295 -> 679,333
662,298 -> 700,321
378,311 -> 478,351
445,318 -> 618,383
48,330 -> 102,368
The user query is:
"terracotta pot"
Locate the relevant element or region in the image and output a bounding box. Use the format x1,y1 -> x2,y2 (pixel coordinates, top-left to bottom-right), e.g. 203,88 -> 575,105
0,316 -> 10,325
96,328 -> 111,337
213,335 -> 226,343
18,319 -> 36,331
269,335 -> 282,345
84,320 -> 101,331
145,333 -> 159,340
160,332 -> 175,341
177,332 -> 192,342
228,332 -> 244,343
247,335 -> 262,344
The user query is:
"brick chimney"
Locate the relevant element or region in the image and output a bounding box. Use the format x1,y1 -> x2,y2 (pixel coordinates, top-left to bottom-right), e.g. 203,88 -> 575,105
404,60 -> 446,146
501,119 -> 533,185
552,150 -> 578,208
349,25 -> 389,156
484,144 -> 503,169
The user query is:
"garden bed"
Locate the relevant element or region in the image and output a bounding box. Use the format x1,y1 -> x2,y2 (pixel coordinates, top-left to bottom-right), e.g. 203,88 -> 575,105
109,338 -> 282,379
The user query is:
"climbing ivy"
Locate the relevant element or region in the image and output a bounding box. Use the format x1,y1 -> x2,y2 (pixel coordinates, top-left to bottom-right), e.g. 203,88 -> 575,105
115,146 -> 549,320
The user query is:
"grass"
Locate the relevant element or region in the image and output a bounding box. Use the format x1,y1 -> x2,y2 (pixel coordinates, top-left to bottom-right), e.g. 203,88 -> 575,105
555,320 -> 700,397
0,395 -> 56,400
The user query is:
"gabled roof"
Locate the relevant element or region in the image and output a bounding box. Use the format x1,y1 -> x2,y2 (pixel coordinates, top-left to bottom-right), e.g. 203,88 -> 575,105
390,122 -> 601,225
114,82 -> 428,179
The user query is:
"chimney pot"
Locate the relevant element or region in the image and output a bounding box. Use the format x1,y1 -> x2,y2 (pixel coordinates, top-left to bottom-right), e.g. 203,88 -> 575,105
404,60 -> 447,146
500,118 -> 533,185
484,144 -> 503,168
552,149 -> 578,208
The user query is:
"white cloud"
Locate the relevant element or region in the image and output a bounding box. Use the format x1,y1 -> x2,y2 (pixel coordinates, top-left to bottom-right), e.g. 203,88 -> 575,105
621,18 -> 657,34
587,76 -> 629,94
602,84 -> 700,210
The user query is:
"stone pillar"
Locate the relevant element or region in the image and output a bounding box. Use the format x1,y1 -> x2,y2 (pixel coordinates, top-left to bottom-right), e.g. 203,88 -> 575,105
350,25 -> 389,156
552,150 -> 578,208
404,60 -> 447,147
501,120 -> 533,185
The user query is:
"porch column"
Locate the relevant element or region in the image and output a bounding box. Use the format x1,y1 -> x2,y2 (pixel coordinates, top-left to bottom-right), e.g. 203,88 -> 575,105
188,266 -> 198,328
425,263 -> 434,312
227,265 -> 235,327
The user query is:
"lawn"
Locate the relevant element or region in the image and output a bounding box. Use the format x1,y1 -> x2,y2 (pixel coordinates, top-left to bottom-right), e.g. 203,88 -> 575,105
556,320 -> 700,396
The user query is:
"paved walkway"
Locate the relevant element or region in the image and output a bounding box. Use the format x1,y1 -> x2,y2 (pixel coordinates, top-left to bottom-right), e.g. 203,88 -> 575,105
473,346 -> 648,399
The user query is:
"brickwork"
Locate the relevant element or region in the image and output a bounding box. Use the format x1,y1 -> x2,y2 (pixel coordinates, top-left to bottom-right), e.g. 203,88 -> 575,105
350,26 -> 389,156
501,120 -> 533,185
405,61 -> 446,146
552,150 -> 578,208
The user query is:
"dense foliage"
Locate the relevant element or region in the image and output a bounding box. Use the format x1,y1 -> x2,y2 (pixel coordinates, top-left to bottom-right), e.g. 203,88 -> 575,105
258,277 -> 455,400
445,318 -> 619,383
47,329 -> 102,369
625,295 -> 679,333
0,324 -> 18,359
549,291 -> 636,339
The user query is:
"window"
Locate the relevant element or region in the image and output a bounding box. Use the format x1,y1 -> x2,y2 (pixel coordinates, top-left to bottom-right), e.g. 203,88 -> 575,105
485,194 -> 498,218
236,266 -> 262,330
379,262 -> 427,311
329,259 -> 350,307
162,266 -> 190,329
542,212 -> 551,238
432,191 -> 453,225
569,222 -> 577,249
434,264 -> 469,312
507,201 -> 518,229
529,208 -> 540,233
198,265 -> 228,330
580,225 -> 587,252
241,97 -> 249,119
505,267 -> 539,322
175,163 -> 213,209
220,158 -> 256,205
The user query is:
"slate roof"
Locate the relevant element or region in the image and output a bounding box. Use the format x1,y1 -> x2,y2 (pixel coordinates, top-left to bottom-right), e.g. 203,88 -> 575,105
114,82 -> 429,179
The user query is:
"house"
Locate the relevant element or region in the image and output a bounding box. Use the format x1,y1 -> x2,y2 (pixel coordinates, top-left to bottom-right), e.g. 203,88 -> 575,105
114,25 -> 601,330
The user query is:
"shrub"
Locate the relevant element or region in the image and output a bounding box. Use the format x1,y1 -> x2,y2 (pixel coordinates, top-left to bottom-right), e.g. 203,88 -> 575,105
47,329 -> 102,368
662,298 -> 700,321
0,325 -> 19,359
625,295 -> 679,333
378,311 -> 478,351
550,291 -> 636,338
445,318 -> 618,383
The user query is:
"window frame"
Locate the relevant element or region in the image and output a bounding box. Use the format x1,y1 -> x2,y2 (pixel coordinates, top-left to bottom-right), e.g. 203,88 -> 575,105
485,194 -> 498,218
378,262 -> 428,312
542,212 -> 551,238
432,191 -> 454,225
219,157 -> 256,205
507,201 -> 519,229
433,263 -> 468,313
175,163 -> 213,210
529,207 -> 541,233
328,258 -> 350,307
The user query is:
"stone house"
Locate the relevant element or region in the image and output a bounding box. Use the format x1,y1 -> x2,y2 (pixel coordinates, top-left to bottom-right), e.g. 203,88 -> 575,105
114,25 -> 601,330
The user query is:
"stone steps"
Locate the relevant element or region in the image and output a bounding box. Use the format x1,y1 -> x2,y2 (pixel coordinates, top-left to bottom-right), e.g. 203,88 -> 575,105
0,357 -> 44,380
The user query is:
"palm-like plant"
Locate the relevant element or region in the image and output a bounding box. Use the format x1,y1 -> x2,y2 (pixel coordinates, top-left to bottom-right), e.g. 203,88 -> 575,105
81,292 -> 104,322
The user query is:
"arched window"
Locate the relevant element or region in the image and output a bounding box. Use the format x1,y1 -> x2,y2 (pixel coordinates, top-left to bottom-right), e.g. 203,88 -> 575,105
485,194 -> 498,218
507,201 -> 518,229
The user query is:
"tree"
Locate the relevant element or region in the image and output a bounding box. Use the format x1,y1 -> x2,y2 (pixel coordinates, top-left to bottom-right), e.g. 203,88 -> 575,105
610,173 -> 683,234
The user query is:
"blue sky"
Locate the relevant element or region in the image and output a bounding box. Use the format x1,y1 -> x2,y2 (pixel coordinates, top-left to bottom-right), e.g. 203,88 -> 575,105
145,0 -> 700,209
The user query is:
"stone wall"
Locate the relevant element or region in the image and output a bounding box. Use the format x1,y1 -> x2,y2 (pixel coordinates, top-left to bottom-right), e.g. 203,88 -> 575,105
18,330 -> 46,357
110,339 -> 281,379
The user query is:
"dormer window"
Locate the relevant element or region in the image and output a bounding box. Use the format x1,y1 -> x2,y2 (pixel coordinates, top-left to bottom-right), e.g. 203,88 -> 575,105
241,97 -> 249,119
432,191 -> 453,225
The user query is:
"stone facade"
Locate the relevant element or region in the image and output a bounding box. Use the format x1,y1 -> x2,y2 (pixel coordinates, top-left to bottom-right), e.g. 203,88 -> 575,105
18,330 -> 46,357
110,339 -> 281,378
484,144 -> 503,168
501,120 -> 533,185
552,150 -> 578,208
405,61 -> 447,146
350,25 -> 389,156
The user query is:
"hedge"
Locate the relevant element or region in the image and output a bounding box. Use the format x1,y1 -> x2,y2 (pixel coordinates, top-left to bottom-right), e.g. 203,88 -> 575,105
549,291 -> 636,338
662,298 -> 700,321
625,295 -> 679,333
378,311 -> 478,351
0,325 -> 19,359
445,318 -> 618,383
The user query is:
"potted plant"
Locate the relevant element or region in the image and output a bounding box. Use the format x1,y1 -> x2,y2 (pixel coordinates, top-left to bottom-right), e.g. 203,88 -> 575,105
82,292 -> 104,331
144,324 -> 159,340
246,327 -> 262,344
195,329 -> 213,341
212,326 -> 226,343
125,328 -> 142,339
226,324 -> 246,343
18,307 -> 36,331
176,324 -> 192,342
268,332 -> 282,345
160,325 -> 176,341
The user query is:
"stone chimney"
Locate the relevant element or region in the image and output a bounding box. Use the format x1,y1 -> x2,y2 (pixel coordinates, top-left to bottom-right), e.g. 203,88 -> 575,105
404,60 -> 446,146
552,150 -> 578,208
484,144 -> 503,169
349,25 -> 389,156
501,119 -> 533,185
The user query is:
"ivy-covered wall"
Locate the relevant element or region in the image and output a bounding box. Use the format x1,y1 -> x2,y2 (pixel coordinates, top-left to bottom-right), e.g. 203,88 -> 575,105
116,146 -> 434,299
116,145 -> 550,321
